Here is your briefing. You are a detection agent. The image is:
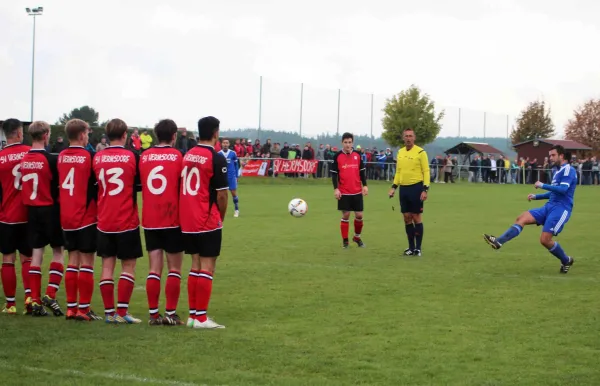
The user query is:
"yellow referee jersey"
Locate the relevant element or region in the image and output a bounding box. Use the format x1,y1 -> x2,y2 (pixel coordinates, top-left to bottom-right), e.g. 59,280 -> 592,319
393,145 -> 430,186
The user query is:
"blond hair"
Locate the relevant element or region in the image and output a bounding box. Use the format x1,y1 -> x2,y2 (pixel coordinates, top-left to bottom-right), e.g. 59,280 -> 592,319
28,121 -> 51,141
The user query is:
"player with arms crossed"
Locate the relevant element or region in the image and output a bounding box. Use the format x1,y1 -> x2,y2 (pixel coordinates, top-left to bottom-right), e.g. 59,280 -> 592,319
140,119 -> 185,326
180,116 -> 228,329
330,132 -> 368,249
218,139 -> 240,217
20,121 -> 65,317
0,119 -> 33,315
58,119 -> 102,321
483,145 -> 576,273
388,128 -> 430,257
93,118 -> 144,324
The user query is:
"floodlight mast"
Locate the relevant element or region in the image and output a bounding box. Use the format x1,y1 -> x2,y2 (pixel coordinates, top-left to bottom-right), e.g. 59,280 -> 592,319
25,6 -> 43,121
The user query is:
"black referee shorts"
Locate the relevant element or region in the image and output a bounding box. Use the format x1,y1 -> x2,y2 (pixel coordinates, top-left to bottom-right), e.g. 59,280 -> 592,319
338,194 -> 364,212
399,182 -> 424,214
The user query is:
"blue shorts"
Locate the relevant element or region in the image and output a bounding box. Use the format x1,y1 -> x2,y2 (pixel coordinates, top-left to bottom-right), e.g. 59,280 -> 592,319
227,176 -> 237,191
528,204 -> 571,236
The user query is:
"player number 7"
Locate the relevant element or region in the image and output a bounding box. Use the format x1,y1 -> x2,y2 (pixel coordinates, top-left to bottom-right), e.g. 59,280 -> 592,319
21,173 -> 39,200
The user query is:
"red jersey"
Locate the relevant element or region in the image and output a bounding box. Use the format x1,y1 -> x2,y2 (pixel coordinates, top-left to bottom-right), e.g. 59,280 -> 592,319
58,147 -> 97,231
245,145 -> 253,155
331,150 -> 366,195
214,141 -> 222,152
93,146 -> 140,233
179,144 -> 228,233
139,146 -> 182,229
0,143 -> 31,223
234,144 -> 244,157
20,149 -> 59,207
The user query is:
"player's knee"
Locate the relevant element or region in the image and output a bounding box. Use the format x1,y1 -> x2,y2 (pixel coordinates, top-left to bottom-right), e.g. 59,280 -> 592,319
412,214 -> 422,223
539,233 -> 553,247
342,212 -> 351,221
402,214 -> 413,224
355,212 -> 363,220
121,259 -> 137,274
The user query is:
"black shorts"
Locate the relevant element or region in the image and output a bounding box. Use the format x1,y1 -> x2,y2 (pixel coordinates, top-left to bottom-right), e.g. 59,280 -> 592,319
64,225 -> 97,254
338,194 -> 364,212
399,182 -> 424,214
0,222 -> 32,256
97,228 -> 143,260
144,228 -> 184,254
183,229 -> 222,258
27,205 -> 64,249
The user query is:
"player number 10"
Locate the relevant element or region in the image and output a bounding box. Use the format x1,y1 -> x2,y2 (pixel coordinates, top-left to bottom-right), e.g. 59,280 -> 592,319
181,165 -> 200,196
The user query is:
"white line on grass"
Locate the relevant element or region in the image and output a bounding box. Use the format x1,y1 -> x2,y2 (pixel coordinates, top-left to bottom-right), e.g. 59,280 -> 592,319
0,362 -> 220,386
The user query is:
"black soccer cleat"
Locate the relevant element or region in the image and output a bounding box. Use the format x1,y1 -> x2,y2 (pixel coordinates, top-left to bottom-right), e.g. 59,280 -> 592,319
413,249 -> 422,257
342,239 -> 349,249
42,295 -> 64,317
483,234 -> 502,250
88,309 -> 104,321
31,302 -> 48,317
403,248 -> 414,256
353,236 -> 365,248
163,313 -> 184,326
560,257 -> 574,274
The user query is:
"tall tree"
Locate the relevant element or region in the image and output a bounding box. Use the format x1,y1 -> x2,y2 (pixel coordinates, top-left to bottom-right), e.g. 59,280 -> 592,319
381,85 -> 444,147
510,100 -> 555,144
564,99 -> 600,154
57,106 -> 100,126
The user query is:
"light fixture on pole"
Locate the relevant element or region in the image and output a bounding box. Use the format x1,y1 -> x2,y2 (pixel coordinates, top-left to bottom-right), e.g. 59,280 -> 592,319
25,6 -> 44,121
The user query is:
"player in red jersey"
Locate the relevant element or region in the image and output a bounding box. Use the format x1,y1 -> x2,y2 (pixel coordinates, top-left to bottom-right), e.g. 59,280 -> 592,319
20,121 -> 65,317
93,118 -> 143,324
0,119 -> 33,315
58,119 -> 103,322
180,116 -> 228,329
330,132 -> 368,249
139,119 -> 184,326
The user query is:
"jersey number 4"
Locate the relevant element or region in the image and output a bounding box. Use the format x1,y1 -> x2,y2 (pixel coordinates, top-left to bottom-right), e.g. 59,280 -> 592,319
61,167 -> 76,196
98,167 -> 124,196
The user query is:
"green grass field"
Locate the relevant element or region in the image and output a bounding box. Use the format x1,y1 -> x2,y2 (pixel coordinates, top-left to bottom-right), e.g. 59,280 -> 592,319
1,179 -> 599,386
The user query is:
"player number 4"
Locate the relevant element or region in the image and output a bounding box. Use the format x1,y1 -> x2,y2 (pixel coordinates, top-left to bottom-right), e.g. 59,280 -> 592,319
181,165 -> 200,196
147,165 -> 167,195
61,167 -> 75,196
98,167 -> 124,196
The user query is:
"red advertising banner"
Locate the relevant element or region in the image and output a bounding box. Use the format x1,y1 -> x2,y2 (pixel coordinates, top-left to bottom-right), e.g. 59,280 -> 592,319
274,159 -> 318,174
241,159 -> 270,177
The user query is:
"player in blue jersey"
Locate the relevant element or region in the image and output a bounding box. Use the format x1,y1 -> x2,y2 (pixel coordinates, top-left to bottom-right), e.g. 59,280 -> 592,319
218,139 -> 240,217
483,145 -> 576,274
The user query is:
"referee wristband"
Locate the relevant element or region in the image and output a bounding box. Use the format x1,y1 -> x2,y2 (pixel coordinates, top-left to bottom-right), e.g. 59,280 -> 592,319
391,184 -> 398,190
422,185 -> 429,192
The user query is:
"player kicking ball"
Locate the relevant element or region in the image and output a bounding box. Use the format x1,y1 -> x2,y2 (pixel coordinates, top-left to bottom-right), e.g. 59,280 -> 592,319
483,145 -> 576,273
140,119 -> 185,326
218,139 -> 240,217
330,132 -> 368,248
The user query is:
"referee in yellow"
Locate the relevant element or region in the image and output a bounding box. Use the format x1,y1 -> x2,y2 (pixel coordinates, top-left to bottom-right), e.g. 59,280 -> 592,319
388,128 -> 430,256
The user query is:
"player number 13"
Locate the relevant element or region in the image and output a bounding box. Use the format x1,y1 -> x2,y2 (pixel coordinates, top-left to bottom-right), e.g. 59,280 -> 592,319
98,167 -> 124,196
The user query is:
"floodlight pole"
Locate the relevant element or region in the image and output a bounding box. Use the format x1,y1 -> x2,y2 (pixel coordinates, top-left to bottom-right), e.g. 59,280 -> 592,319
26,6 -> 43,122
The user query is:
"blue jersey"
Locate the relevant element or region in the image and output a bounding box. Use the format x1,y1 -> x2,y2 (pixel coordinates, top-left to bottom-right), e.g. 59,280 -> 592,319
547,163 -> 577,209
218,149 -> 238,179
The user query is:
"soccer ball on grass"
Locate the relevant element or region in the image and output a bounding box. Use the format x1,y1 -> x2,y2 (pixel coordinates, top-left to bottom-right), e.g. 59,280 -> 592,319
288,198 -> 308,217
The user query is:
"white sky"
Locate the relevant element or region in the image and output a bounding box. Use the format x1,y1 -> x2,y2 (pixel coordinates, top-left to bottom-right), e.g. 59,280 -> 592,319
2,0 -> 600,139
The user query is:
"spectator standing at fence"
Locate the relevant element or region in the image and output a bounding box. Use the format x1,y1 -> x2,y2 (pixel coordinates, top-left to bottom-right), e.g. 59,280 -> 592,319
177,130 -> 189,155
128,128 -> 142,153
51,136 -> 68,154
96,137 -> 108,153
444,156 -> 454,183
316,144 -> 324,178
260,139 -> 271,156
271,143 -> 281,158
323,144 -> 333,178
469,156 -> 479,182
388,128 -> 429,256
497,156 -> 505,184
480,155 -> 489,183
430,156 -> 439,183
592,157 -> 599,185
140,129 -> 153,151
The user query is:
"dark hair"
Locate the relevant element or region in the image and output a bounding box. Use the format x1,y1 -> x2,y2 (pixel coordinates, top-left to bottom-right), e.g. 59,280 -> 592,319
106,118 -> 128,141
2,118 -> 23,139
65,119 -> 89,141
197,116 -> 220,141
341,132 -> 354,142
154,119 -> 178,143
403,128 -> 415,134
551,144 -> 572,162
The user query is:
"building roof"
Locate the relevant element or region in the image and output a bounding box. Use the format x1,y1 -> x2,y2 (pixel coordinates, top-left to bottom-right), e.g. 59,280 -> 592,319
444,142 -> 505,155
512,138 -> 592,150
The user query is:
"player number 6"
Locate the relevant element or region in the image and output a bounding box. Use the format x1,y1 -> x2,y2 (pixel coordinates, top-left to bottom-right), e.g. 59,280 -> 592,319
147,165 -> 167,195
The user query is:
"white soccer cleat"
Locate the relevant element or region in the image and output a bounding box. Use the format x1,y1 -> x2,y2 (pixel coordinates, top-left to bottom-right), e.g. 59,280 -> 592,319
186,317 -> 195,328
193,318 -> 225,329
233,210 -> 239,218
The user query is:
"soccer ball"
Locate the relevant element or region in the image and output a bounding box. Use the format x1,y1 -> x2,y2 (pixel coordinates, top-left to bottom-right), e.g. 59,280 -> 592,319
288,198 -> 308,217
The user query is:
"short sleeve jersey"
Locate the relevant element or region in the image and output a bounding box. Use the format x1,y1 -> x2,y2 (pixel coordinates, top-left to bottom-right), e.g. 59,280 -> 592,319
393,145 -> 430,187
139,146 -> 182,229
58,146 -> 98,230
179,144 -> 228,233
549,163 -> 577,209
0,143 -> 31,223
218,149 -> 238,179
20,149 -> 58,207
93,146 -> 140,233
330,150 -> 364,195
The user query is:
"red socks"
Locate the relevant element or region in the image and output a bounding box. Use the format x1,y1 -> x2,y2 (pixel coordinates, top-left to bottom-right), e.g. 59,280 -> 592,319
45,262 -> 64,299
99,279 -> 115,316
117,273 -> 135,317
21,259 -> 31,299
165,270 -> 181,316
188,270 -> 200,319
29,266 -> 42,303
1,263 -> 16,308
146,272 -> 161,318
340,219 -> 350,240
65,265 -> 79,312
194,270 -> 213,323
78,265 -> 94,314
354,218 -> 363,237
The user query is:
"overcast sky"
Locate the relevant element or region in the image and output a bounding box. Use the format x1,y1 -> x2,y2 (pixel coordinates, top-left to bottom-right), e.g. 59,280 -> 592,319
2,0 -> 599,139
